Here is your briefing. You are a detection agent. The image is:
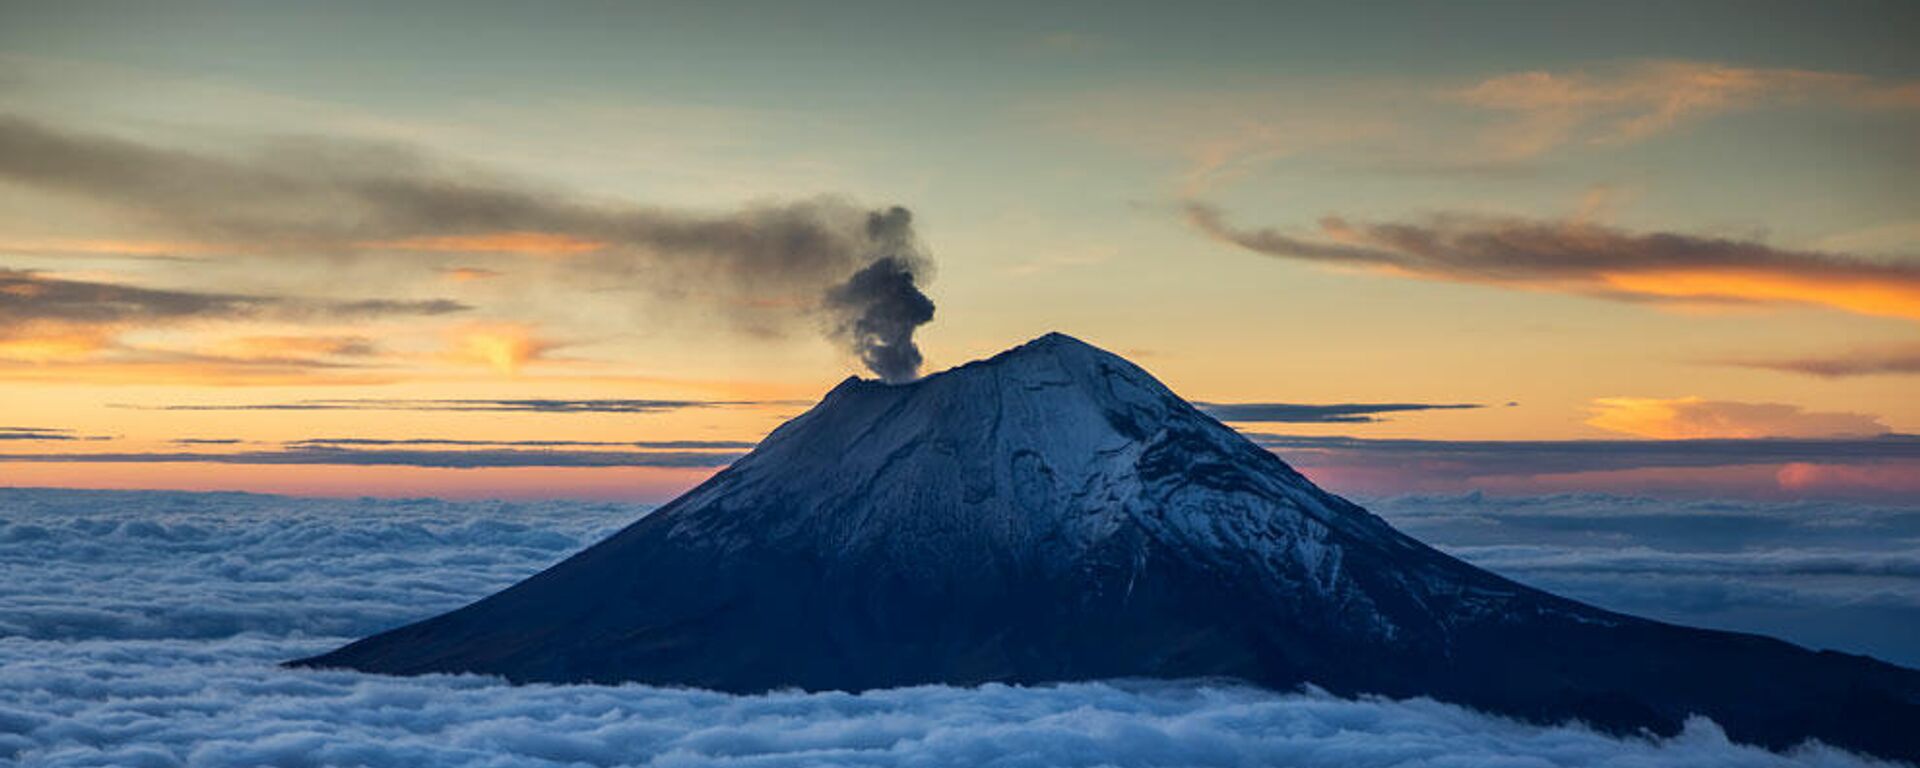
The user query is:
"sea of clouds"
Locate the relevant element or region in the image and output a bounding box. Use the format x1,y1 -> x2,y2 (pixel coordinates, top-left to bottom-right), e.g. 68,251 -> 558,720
1369,493 -> 1920,667
2,487 -> 1914,766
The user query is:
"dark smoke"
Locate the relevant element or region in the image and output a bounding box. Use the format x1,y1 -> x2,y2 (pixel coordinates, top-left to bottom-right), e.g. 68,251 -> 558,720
0,115 -> 942,379
826,207 -> 936,381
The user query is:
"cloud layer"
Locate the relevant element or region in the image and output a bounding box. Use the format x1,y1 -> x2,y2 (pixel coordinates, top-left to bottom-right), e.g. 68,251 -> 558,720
3,637 -> 1886,768
1367,493 -> 1920,668
0,487 -> 1912,766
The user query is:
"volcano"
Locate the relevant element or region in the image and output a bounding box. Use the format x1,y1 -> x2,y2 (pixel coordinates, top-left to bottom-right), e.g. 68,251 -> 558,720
297,333 -> 1920,760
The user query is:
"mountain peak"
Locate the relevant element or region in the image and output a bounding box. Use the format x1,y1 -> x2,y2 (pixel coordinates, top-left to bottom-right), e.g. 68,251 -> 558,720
297,334 -> 1920,763
841,332 -> 1127,388
977,331 -> 1127,371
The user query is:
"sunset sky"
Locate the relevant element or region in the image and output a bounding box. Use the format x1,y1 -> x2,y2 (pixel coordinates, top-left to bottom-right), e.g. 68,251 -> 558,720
2,0 -> 1916,501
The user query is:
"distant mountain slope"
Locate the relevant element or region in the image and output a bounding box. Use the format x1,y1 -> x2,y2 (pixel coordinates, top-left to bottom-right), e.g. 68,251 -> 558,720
296,333 -> 1920,762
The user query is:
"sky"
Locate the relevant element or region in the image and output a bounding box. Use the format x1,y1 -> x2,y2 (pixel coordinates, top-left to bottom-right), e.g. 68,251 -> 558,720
1,0 -> 1917,502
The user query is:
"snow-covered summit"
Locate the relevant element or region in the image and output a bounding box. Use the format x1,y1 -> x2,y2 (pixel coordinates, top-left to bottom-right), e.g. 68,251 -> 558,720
298,333 -> 1920,763
679,331 -> 1405,574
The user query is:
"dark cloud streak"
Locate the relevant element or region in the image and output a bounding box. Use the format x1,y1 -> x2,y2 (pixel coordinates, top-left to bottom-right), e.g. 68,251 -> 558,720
1198,401 -> 1484,423
0,426 -> 109,442
1254,432 -> 1920,476
0,446 -> 744,469
124,398 -> 799,414
0,268 -> 468,335
1720,345 -> 1920,378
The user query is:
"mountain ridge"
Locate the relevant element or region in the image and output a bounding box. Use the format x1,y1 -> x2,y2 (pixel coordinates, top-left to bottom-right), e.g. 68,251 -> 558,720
296,333 -> 1920,762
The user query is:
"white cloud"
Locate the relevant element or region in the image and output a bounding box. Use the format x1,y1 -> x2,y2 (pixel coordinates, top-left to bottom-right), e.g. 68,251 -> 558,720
0,489 -> 632,641
0,488 -> 1911,766
0,636 -> 1893,768
1366,493 -> 1920,666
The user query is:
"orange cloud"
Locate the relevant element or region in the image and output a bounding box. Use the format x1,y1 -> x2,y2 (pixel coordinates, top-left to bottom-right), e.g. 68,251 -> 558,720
368,232 -> 605,256
440,267 -> 503,282
443,324 -> 559,375
1187,205 -> 1920,322
1586,397 -> 1887,439
0,325 -> 116,362
1601,269 -> 1920,322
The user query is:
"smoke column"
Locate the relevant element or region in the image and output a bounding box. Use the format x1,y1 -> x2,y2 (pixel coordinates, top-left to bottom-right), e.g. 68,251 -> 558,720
826,208 -> 936,382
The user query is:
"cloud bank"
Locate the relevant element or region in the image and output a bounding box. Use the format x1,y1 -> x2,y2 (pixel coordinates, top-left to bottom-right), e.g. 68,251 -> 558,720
1367,493 -> 1920,668
0,488 -> 1908,765
4,638 -> 1887,768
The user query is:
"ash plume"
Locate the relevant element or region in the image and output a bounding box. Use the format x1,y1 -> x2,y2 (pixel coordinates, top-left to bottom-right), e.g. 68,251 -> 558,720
824,208 -> 937,382
0,114 -> 939,378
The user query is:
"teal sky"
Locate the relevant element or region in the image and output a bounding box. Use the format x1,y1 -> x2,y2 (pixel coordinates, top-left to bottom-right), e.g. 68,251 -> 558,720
1,0 -> 1917,500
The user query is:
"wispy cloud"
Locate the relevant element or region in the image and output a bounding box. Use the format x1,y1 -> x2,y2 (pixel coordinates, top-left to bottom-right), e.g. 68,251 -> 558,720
0,426 -> 109,442
1197,401 -> 1485,424
1718,344 -> 1920,378
0,446 -> 744,469
123,398 -> 796,414
289,437 -> 757,450
1450,60 -> 1920,160
1187,204 -> 1920,322
0,267 -> 465,365
1254,432 -> 1920,476
1061,59 -> 1920,193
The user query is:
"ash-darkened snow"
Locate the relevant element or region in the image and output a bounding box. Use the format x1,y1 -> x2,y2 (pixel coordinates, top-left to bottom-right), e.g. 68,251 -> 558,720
297,333 -> 1920,762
